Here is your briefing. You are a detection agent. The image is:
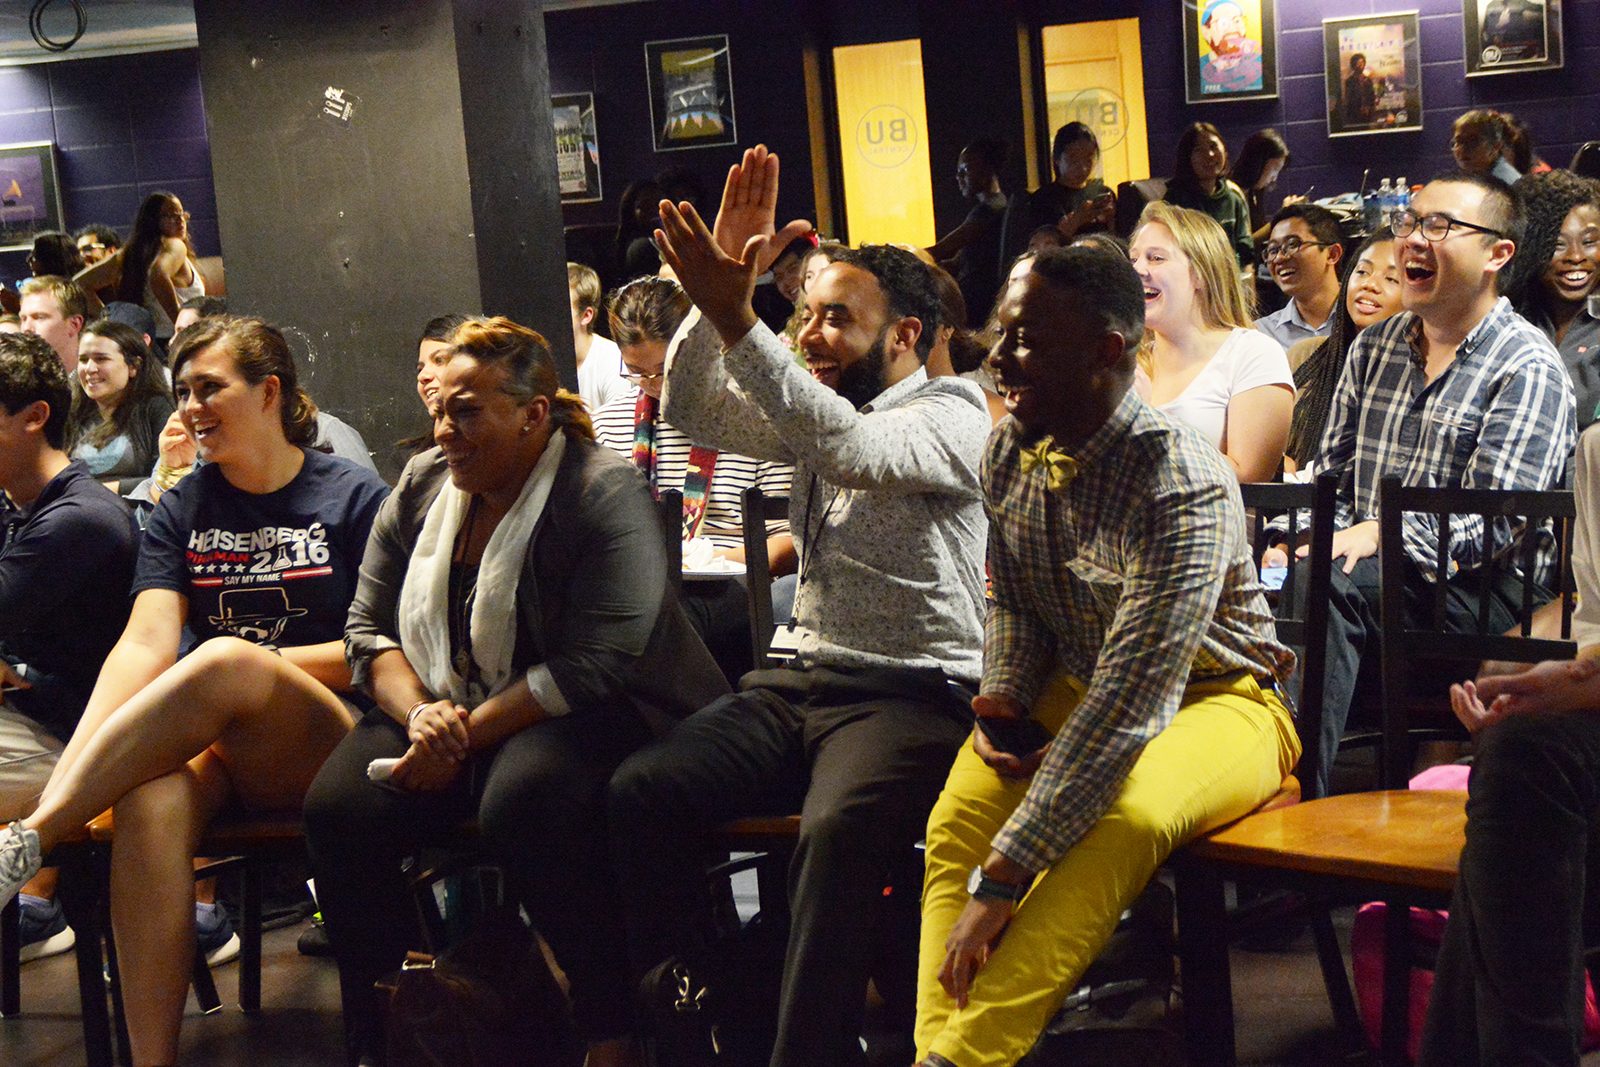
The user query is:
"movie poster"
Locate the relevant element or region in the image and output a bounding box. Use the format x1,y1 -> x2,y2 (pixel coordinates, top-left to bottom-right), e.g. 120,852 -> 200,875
1184,0 -> 1279,104
552,93 -> 601,204
1324,13 -> 1424,137
644,35 -> 737,151
1465,0 -> 1563,75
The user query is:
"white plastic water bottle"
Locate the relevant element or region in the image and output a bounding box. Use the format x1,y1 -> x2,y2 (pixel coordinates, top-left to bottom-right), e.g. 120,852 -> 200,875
1395,178 -> 1410,220
1376,179 -> 1394,227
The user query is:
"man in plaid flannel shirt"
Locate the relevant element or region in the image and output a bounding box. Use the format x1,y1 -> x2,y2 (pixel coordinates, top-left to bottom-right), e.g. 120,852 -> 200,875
914,243 -> 1299,1067
1266,174 -> 1576,796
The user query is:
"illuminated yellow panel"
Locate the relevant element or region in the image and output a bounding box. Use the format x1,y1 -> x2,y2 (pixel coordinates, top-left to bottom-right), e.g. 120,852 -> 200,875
831,39 -> 937,247
1040,19 -> 1151,190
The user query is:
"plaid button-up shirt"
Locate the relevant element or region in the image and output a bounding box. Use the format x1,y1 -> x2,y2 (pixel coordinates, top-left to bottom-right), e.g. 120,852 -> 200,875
985,392 -> 1294,872
1315,298 -> 1576,573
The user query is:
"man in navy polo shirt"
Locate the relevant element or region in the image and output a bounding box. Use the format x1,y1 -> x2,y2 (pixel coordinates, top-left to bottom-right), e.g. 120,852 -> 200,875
0,331 -> 138,960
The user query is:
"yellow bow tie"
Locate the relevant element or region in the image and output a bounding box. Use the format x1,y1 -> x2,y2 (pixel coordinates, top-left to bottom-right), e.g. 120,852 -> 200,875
1019,437 -> 1080,492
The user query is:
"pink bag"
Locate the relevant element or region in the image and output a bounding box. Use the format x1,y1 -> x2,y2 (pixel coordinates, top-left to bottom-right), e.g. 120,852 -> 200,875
1350,764 -> 1600,1059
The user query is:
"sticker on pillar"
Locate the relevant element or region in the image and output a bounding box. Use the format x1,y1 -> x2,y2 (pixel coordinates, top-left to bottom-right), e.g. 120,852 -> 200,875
320,86 -> 361,127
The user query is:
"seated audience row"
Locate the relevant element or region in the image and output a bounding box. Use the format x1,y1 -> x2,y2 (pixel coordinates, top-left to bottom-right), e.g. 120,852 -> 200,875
5,136 -> 1600,1067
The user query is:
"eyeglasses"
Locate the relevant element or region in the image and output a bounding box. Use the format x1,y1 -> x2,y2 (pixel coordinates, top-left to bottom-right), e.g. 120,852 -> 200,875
619,370 -> 664,383
1262,237 -> 1331,261
1391,210 -> 1507,242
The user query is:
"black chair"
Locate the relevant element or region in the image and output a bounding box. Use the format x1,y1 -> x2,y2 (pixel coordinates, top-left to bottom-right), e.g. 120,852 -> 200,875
1174,472 -> 1367,1066
658,488 -> 683,590
1374,476 -> 1576,788
740,487 -> 791,670
1175,478 -> 1578,1067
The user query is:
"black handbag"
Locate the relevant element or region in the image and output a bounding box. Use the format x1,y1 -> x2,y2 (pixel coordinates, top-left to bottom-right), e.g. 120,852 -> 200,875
382,904 -> 583,1067
640,911 -> 786,1067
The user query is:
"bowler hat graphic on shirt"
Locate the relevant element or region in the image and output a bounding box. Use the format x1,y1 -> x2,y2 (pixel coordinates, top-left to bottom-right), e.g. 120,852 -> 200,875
207,586 -> 309,645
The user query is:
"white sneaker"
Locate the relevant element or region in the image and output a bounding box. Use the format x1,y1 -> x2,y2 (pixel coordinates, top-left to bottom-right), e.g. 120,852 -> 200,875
0,822 -> 42,910
18,893 -> 75,963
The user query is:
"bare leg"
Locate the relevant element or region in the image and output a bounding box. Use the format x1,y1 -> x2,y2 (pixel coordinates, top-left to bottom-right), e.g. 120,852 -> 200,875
24,638 -> 353,851
111,753 -> 229,1067
20,867 -> 57,899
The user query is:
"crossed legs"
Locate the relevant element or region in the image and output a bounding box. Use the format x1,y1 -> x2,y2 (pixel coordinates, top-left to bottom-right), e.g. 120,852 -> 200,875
14,637 -> 352,1064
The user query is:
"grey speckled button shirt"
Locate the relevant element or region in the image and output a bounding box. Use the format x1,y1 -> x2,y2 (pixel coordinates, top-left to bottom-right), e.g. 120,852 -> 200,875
664,312 -> 989,683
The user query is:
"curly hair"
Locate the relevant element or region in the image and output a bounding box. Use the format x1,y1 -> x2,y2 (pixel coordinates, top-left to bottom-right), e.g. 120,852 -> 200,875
1507,169 -> 1600,310
830,245 -> 943,361
1287,231 -> 1395,467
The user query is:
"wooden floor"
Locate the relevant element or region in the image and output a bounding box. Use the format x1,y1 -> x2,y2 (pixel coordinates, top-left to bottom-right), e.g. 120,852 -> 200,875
2,910 -> 1598,1066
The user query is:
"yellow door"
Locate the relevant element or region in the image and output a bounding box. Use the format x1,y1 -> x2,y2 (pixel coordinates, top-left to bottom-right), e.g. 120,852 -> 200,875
831,39 -> 937,247
1039,19 -> 1151,190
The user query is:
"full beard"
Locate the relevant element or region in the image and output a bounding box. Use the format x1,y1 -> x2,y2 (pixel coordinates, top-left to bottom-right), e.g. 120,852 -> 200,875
837,333 -> 889,409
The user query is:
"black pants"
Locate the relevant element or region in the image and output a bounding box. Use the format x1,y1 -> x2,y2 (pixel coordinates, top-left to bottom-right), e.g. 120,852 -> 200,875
1418,710 -> 1600,1067
1293,555 -> 1532,796
680,575 -> 755,686
607,666 -> 973,1067
304,705 -> 653,1065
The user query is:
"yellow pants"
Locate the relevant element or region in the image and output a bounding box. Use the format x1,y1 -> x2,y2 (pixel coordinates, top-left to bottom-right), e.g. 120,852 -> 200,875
915,669 -> 1300,1067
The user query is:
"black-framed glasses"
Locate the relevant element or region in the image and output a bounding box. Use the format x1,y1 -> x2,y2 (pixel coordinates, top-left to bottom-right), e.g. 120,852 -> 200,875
1391,210 -> 1508,242
1262,237 -> 1331,261
620,370 -> 664,384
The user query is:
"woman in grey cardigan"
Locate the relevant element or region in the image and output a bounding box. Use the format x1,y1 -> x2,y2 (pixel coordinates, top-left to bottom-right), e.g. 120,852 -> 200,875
304,317 -> 728,1067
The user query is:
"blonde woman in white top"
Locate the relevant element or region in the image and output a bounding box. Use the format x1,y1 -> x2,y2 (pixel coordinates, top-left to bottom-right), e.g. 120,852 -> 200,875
1130,200 -> 1294,482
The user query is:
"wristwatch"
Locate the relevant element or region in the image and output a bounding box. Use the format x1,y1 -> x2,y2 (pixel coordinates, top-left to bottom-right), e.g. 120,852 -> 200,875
967,865 -> 1030,903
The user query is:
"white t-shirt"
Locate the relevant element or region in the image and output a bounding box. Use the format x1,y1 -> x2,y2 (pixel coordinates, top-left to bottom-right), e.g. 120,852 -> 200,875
1155,328 -> 1294,450
577,335 -> 629,411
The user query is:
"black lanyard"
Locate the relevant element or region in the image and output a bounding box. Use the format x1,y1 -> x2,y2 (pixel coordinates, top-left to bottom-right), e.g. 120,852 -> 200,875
792,473 -> 842,628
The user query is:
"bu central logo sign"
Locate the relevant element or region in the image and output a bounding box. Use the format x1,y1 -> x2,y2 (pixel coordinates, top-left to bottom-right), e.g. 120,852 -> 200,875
856,105 -> 917,168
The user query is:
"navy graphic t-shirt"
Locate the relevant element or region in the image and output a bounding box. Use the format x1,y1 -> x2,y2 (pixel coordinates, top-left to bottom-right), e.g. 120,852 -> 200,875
133,448 -> 389,650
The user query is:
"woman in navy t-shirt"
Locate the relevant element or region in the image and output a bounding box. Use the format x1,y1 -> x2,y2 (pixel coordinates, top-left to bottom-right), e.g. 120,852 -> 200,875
0,316 -> 387,1065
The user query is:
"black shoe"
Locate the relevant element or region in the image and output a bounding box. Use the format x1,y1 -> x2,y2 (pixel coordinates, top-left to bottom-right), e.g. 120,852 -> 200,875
297,919 -> 334,958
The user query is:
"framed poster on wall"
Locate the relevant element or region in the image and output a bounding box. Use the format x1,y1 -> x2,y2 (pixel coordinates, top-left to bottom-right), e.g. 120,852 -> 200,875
1184,0 -> 1278,104
1464,0 -> 1562,76
1323,12 -> 1423,137
644,34 -> 737,151
552,92 -> 602,203
0,141 -> 63,253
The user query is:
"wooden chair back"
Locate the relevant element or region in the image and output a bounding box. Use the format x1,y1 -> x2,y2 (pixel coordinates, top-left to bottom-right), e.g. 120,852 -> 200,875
1240,472 -> 1338,799
1376,476 -> 1577,787
741,488 -> 791,670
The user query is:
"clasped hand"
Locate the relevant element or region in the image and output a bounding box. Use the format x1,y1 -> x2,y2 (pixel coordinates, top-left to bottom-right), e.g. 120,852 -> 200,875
392,699 -> 471,791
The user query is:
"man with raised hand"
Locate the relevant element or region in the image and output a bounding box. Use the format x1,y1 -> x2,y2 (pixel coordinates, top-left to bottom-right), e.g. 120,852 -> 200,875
913,244 -> 1297,1067
608,145 -> 990,1066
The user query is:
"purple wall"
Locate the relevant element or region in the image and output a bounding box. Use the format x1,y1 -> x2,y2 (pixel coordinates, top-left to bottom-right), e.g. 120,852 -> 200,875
549,1 -> 1600,239
0,49 -> 219,285
1125,0 -> 1600,212
544,1 -> 817,236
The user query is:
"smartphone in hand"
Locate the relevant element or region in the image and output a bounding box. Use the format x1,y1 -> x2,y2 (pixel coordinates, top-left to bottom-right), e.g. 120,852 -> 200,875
975,714 -> 1053,757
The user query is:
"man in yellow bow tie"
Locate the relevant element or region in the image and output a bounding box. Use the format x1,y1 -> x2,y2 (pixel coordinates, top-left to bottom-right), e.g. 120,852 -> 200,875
915,243 -> 1299,1067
